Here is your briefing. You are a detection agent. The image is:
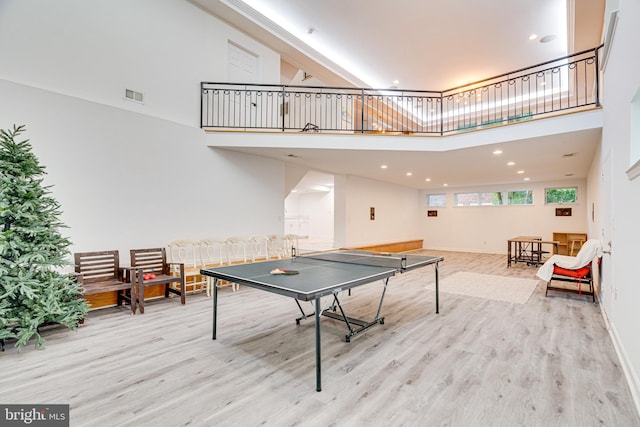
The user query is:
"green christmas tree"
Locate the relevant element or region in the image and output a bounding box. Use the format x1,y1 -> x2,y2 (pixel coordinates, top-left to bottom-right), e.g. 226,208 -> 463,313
0,125 -> 88,350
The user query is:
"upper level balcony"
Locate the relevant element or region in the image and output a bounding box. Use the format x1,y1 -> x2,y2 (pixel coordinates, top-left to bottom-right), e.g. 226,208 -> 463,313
201,47 -> 601,137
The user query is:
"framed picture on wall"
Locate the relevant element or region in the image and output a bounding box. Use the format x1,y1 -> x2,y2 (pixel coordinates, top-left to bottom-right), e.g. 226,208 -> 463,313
555,207 -> 572,216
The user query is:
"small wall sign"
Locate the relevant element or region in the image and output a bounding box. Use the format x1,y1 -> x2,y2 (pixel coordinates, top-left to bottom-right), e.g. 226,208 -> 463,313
555,207 -> 572,216
427,210 -> 438,217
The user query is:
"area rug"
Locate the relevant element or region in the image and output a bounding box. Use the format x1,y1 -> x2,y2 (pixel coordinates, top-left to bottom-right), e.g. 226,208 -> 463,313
431,271 -> 540,304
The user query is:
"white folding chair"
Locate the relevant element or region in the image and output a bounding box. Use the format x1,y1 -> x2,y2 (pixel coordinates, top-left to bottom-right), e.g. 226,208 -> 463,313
198,238 -> 226,296
167,239 -> 205,294
225,237 -> 250,291
267,234 -> 287,259
248,235 -> 270,262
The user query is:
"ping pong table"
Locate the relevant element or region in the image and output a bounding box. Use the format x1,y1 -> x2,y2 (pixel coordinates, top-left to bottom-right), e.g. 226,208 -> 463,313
200,249 -> 443,392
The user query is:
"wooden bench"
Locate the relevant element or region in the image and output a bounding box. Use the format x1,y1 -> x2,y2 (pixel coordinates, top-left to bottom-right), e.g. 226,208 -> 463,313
130,247 -> 185,314
349,239 -> 424,253
74,250 -> 137,315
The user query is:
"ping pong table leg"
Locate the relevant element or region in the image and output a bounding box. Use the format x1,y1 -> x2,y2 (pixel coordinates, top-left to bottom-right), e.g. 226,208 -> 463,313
212,278 -> 218,340
315,297 -> 322,392
435,262 -> 440,314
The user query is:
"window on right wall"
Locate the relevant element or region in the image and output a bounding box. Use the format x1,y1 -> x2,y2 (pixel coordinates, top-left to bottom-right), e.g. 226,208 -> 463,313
545,187 -> 577,204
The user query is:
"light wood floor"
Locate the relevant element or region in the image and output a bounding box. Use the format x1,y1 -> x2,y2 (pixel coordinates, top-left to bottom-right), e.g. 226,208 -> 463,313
1,250 -> 638,427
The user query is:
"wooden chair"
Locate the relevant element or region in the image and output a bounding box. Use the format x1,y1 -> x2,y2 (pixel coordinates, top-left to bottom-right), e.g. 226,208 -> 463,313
167,239 -> 206,293
568,233 -> 586,256
74,250 -> 137,315
130,248 -> 185,313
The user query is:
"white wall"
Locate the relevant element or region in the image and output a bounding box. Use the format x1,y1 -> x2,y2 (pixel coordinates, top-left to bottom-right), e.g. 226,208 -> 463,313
285,191 -> 334,244
0,0 -> 285,258
339,176 -> 421,247
418,179 -> 588,253
0,0 -> 280,127
597,0 -> 640,410
0,80 -> 284,256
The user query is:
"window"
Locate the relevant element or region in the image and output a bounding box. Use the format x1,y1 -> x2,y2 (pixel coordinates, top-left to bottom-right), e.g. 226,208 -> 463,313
426,193 -> 446,207
455,192 -> 479,206
545,187 -> 577,204
455,191 -> 504,206
454,190 -> 533,206
508,190 -> 533,205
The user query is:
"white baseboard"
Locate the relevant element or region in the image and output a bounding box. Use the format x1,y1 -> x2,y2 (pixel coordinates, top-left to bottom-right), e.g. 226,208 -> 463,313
598,298 -> 640,419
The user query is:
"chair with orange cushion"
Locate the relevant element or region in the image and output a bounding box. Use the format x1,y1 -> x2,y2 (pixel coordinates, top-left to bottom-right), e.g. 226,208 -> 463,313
537,239 -> 602,303
545,258 -> 600,302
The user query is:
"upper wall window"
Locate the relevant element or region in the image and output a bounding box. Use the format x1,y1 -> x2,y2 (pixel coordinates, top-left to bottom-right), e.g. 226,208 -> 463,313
455,192 -> 501,206
507,190 -> 534,205
545,187 -> 577,204
454,190 -> 533,206
426,193 -> 446,207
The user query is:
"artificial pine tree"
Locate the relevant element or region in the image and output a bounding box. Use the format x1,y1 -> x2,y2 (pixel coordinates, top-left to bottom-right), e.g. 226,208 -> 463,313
0,125 -> 87,350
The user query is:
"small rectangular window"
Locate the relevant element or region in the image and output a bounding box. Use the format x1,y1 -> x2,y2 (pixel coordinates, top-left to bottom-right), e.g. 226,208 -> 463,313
454,190 -> 532,206
508,190 -> 534,205
454,192 -> 479,206
480,192 -> 505,206
427,193 -> 446,207
545,187 -> 577,204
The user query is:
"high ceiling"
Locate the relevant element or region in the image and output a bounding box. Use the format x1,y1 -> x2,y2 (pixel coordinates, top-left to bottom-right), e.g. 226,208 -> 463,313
190,0 -> 606,191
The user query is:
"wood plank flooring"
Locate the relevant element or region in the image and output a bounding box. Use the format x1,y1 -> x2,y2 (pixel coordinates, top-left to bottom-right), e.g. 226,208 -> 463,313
1,250 -> 638,427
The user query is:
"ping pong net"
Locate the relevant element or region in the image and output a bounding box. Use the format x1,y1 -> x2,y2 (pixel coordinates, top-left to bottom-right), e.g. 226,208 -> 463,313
295,250 -> 408,270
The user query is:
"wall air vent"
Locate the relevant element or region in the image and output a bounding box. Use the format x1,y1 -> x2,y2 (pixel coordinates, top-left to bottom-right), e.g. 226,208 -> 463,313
124,89 -> 144,104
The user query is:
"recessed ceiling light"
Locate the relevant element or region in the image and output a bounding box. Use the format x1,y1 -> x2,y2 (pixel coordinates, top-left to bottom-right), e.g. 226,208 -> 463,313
443,183 -> 448,187
380,164 -> 388,169
493,150 -> 503,155
425,178 -> 431,182
393,80 -> 400,85
523,177 -> 531,181
507,161 -> 515,166
406,172 -> 413,176
517,170 -> 525,174
540,34 -> 557,43
529,34 -> 538,40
